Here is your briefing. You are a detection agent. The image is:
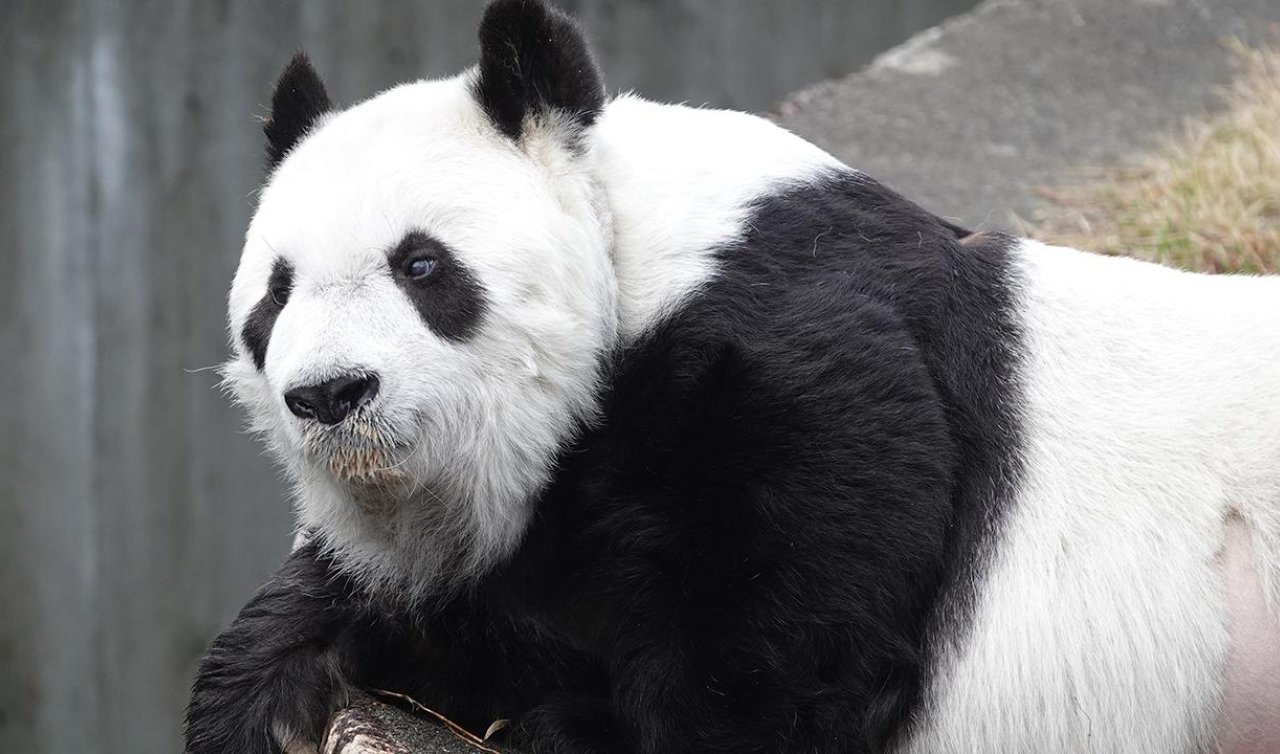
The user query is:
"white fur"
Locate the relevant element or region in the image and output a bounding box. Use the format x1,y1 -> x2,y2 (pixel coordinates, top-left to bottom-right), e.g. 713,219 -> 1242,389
228,74 -> 616,601
589,95 -> 842,339
898,240 -> 1280,753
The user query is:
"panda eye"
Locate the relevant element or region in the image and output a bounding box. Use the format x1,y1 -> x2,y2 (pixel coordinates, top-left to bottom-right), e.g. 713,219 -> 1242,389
269,283 -> 290,306
265,259 -> 293,307
404,256 -> 436,281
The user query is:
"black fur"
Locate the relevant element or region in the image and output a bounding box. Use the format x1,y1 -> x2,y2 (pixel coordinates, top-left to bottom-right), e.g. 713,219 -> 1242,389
188,172 -> 1024,754
388,230 -> 488,342
473,0 -> 605,141
185,540 -> 606,754
264,52 -> 332,168
241,258 -> 293,371
733,176 -> 1026,661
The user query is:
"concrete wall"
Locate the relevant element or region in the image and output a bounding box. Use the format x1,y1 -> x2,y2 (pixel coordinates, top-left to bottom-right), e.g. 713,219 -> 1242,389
0,1 -> 979,752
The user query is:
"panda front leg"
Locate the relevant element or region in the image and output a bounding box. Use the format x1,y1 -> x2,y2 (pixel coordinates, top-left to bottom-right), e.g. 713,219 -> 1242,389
184,540 -> 364,754
185,542 -> 604,754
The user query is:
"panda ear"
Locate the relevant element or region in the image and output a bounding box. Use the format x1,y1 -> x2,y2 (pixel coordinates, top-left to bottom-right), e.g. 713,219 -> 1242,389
473,0 -> 605,143
263,52 -> 333,168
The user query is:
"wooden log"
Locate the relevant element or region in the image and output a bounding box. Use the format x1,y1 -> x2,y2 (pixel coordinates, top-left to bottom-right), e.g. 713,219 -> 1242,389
322,692 -> 512,754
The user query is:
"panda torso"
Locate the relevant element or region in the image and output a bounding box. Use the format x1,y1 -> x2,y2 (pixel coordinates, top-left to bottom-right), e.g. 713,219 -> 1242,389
491,159 -> 1017,751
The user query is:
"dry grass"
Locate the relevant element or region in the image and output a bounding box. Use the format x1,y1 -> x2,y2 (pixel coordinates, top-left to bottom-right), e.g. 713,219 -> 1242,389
1031,40 -> 1280,274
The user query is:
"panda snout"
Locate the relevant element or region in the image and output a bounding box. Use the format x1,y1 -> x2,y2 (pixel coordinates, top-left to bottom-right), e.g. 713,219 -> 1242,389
283,373 -> 380,425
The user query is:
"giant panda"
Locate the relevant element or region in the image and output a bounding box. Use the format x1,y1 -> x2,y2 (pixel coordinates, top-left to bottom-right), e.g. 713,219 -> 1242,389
184,1 -> 1280,752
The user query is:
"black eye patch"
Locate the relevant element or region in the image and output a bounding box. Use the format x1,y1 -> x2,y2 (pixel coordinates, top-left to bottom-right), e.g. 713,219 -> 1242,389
241,258 -> 294,370
388,231 -> 487,341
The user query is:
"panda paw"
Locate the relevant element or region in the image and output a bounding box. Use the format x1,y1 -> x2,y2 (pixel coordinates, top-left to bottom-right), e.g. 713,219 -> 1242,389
184,631 -> 351,754
509,695 -> 621,754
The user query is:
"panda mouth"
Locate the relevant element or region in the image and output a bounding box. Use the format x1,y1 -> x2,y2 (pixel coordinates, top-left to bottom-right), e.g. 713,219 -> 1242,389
300,415 -> 414,487
325,445 -> 407,486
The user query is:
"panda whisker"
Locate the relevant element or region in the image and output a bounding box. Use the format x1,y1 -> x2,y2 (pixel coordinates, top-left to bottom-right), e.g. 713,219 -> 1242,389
375,442 -> 420,474
395,445 -> 431,497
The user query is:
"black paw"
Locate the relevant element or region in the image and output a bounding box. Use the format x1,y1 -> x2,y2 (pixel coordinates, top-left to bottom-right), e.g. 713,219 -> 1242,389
185,633 -> 351,754
508,696 -> 620,754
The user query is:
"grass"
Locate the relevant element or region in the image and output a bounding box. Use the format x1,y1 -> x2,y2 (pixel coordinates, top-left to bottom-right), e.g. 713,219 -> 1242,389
1031,40 -> 1280,274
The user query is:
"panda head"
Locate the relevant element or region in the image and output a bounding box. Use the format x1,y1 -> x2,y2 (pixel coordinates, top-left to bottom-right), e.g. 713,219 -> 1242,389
224,0 -> 617,601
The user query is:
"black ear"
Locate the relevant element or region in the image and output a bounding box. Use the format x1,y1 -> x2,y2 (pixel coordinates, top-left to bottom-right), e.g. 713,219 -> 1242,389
473,0 -> 605,142
263,52 -> 332,168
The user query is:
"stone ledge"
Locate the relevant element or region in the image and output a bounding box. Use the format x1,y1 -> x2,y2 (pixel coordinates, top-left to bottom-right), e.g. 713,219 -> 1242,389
776,0 -> 1279,229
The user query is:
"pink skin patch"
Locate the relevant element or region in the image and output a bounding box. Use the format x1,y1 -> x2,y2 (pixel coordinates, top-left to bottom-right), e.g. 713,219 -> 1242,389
1218,516 -> 1280,754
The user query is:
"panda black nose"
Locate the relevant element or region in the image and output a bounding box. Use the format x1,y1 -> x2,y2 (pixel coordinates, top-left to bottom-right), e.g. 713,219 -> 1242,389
284,373 -> 380,425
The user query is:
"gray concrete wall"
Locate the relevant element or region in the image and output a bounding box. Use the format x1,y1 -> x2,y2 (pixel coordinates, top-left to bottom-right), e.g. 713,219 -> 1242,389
0,1 -> 981,752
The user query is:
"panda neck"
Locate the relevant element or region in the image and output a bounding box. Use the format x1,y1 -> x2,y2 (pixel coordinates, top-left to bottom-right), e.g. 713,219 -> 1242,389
589,95 -> 844,341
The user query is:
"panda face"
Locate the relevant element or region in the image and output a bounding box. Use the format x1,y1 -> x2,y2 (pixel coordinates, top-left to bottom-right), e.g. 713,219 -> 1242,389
223,16 -> 615,599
